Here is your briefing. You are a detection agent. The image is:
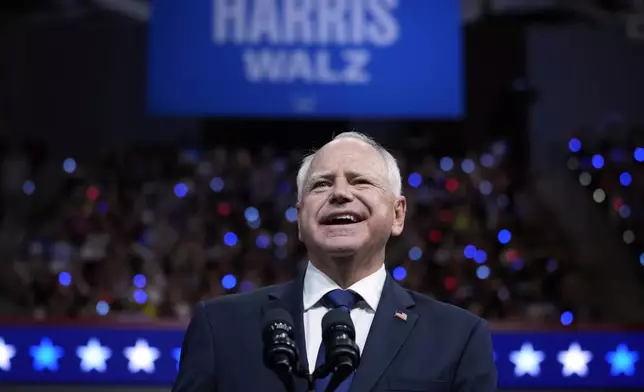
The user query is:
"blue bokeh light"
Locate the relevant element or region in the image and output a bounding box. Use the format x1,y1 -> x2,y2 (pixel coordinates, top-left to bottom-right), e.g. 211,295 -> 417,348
461,159 -> 475,174
619,205 -> 631,219
174,183 -> 188,198
285,207 -> 298,223
210,177 -> 224,192
511,258 -> 524,270
273,232 -> 288,246
464,245 -> 477,259
23,180 -> 35,195
408,247 -> 422,261
620,172 -> 632,186
476,265 -> 490,279
591,154 -> 605,169
247,219 -> 261,229
568,138 -> 582,153
479,181 -> 493,195
133,289 -> 147,304
96,301 -> 110,316
634,147 -> 644,163
256,234 -> 270,249
408,172 -> 422,188
221,274 -> 237,290
440,157 -> 454,172
58,272 -> 71,287
244,207 -> 259,222
133,274 -> 146,289
560,311 -> 574,326
547,259 -> 559,272
63,158 -> 76,174
480,154 -> 495,168
224,232 -> 238,246
392,266 -> 407,281
498,229 -> 512,244
474,250 -> 487,264
498,287 -> 510,301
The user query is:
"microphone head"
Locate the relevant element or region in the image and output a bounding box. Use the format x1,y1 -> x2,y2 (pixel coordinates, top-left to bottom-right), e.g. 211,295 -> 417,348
322,309 -> 355,338
320,309 -> 360,384
262,308 -> 294,341
262,308 -> 299,377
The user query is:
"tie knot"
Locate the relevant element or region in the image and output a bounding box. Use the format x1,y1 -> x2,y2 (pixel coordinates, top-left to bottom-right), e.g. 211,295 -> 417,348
323,289 -> 359,312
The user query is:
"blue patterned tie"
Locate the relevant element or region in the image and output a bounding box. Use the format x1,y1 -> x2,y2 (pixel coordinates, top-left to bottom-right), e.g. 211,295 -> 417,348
315,289 -> 359,392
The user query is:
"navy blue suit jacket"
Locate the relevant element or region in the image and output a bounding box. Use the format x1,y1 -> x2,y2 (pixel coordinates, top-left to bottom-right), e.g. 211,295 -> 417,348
172,273 -> 497,392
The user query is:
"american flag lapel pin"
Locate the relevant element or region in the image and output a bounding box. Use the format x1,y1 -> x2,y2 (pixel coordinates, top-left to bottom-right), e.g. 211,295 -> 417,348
394,311 -> 408,321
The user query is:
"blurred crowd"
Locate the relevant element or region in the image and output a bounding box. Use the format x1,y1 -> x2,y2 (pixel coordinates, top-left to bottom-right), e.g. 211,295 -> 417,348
566,122 -> 644,279
0,136 -> 590,324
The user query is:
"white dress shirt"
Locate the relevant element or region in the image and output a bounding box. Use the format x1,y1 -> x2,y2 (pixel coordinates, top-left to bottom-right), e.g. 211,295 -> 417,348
302,262 -> 387,374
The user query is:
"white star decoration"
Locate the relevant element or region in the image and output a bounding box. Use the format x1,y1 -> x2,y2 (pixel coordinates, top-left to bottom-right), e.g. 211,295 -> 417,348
0,338 -> 16,371
558,342 -> 593,377
77,338 -> 112,372
509,343 -> 545,377
123,339 -> 160,373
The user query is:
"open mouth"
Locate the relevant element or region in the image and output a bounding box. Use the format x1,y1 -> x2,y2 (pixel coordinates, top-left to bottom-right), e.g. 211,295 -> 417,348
322,213 -> 364,225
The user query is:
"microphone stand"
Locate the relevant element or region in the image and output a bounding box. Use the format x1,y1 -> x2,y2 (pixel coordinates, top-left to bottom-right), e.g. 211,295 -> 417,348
324,372 -> 348,392
278,373 -> 296,392
295,363 -> 341,392
294,363 -> 316,392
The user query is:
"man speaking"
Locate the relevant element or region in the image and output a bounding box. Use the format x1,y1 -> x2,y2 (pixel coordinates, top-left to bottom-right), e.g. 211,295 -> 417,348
172,132 -> 497,392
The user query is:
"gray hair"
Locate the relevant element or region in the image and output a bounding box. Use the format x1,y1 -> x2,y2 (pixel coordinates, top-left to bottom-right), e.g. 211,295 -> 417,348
296,132 -> 402,201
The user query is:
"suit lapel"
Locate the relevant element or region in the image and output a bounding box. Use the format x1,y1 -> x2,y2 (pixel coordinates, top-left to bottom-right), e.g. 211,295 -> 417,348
263,273 -> 309,391
350,276 -> 418,392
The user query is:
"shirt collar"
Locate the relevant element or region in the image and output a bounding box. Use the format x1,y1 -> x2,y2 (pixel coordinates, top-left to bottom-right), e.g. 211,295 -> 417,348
302,261 -> 387,312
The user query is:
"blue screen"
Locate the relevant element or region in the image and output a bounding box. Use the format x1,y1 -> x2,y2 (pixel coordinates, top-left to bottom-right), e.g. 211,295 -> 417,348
0,324 -> 642,388
147,0 -> 463,118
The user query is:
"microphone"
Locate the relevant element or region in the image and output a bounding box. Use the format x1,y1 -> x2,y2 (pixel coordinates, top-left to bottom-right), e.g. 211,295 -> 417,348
262,309 -> 301,391
318,309 -> 361,390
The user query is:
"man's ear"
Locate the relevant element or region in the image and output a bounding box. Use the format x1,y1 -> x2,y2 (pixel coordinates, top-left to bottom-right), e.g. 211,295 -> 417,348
391,196 -> 406,236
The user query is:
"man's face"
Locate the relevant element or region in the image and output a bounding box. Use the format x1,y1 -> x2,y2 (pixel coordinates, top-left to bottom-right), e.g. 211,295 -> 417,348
297,138 -> 406,258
